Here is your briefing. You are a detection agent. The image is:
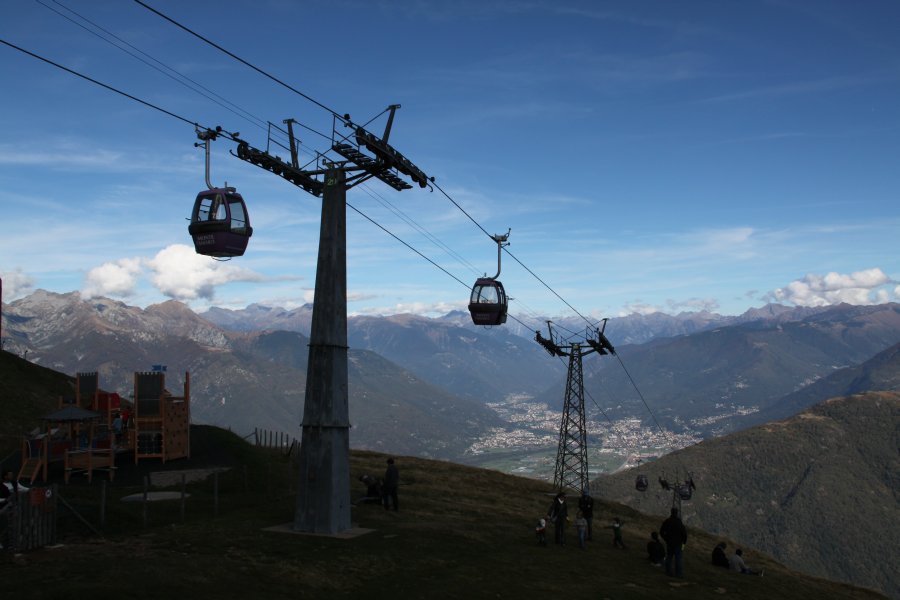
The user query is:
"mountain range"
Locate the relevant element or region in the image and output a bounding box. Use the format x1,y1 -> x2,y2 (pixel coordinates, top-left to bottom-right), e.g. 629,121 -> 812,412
3,291 -> 900,461
0,291 -> 502,459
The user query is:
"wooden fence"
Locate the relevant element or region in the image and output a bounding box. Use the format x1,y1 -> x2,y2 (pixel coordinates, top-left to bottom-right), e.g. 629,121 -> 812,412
2,485 -> 58,552
253,428 -> 298,453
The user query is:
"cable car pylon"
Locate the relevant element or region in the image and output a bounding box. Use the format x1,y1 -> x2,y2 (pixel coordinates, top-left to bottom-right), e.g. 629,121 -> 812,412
536,320 -> 616,494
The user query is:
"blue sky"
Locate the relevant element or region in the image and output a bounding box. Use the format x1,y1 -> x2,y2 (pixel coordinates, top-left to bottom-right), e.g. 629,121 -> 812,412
1,0 -> 898,320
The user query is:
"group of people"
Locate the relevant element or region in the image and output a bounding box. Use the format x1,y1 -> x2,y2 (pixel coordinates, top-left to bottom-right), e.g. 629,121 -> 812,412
357,458 -> 400,512
539,491 -> 629,551
712,541 -> 764,576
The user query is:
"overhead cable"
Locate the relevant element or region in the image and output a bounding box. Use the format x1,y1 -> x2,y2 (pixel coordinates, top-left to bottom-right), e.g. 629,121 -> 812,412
133,0 -> 345,121
0,37 -> 197,127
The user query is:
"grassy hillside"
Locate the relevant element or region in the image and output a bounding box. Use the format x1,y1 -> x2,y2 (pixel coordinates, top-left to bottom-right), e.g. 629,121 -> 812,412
3,431 -> 889,599
0,349 -> 74,456
0,356 -> 889,599
595,391 -> 900,599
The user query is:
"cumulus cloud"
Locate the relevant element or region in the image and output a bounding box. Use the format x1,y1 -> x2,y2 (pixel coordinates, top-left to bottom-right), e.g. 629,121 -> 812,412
766,268 -> 896,307
81,258 -> 143,299
1,268 -> 36,300
146,244 -> 263,301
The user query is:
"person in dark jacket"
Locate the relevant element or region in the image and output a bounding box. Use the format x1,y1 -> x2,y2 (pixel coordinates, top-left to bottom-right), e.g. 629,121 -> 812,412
382,458 -> 399,511
712,542 -> 729,568
577,490 -> 594,541
659,507 -> 688,577
647,531 -> 665,566
547,492 -> 568,545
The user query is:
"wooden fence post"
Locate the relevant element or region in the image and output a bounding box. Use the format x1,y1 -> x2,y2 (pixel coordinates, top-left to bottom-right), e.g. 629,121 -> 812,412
180,473 -> 186,523
100,480 -> 106,531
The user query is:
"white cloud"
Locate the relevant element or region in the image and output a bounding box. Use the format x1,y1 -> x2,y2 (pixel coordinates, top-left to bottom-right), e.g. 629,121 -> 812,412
767,268 -> 895,307
146,245 -> 264,301
666,297 -> 720,313
619,301 -> 662,316
81,258 -> 143,299
1,269 -> 36,301
351,300 -> 465,317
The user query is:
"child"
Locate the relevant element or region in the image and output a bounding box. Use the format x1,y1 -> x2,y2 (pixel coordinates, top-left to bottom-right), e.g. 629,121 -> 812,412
535,517 -> 547,546
611,517 -> 626,549
575,510 -> 588,549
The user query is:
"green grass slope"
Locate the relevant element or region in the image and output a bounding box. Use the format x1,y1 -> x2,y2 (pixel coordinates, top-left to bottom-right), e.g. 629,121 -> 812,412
2,439 -> 890,600
0,349 -> 74,456
596,391 -> 900,599
0,353 -> 889,599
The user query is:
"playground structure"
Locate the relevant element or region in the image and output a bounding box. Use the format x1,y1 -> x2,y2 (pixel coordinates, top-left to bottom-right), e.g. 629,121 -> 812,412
132,370 -> 191,464
17,370 -> 191,483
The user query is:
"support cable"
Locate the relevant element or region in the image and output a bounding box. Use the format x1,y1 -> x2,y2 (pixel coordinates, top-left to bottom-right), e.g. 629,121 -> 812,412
5,25 -> 603,339
0,37 -> 196,127
432,182 -> 595,328
131,0 -> 605,331
40,0 -> 268,135
133,0 -> 345,121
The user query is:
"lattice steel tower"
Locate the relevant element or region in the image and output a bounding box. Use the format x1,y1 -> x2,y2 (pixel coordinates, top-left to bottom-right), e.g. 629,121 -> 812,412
536,322 -> 615,494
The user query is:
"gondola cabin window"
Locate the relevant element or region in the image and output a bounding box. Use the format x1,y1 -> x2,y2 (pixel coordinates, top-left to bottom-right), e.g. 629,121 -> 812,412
471,283 -> 501,304
195,194 -> 227,222
228,198 -> 248,233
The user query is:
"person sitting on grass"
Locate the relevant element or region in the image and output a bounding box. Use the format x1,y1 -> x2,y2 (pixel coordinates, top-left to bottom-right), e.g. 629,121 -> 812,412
712,542 -> 729,568
647,531 -> 665,566
729,548 -> 764,576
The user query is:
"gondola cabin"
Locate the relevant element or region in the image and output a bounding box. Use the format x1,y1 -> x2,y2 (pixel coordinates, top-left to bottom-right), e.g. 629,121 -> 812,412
635,474 -> 649,492
188,187 -> 253,258
468,277 -> 508,326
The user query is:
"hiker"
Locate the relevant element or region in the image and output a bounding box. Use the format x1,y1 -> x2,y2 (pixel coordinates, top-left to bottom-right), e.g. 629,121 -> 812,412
535,517 -> 547,546
382,458 -> 399,511
112,414 -> 124,443
0,471 -> 16,502
609,517 -> 626,549
578,490 -> 594,540
712,542 -> 729,568
647,531 -> 665,566
357,474 -> 382,504
659,507 -> 688,578
0,471 -> 18,552
730,548 -> 763,576
575,510 -> 588,549
547,492 -> 568,545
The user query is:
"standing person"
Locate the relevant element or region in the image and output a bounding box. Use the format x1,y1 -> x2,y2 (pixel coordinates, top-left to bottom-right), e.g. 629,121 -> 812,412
547,492 -> 568,545
647,531 -> 665,566
0,470 -> 18,552
659,507 -> 688,578
574,510 -> 588,550
610,517 -> 627,549
535,517 -> 547,546
0,471 -> 14,504
112,414 -> 124,444
382,458 -> 399,511
712,542 -> 729,568
578,490 -> 594,541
